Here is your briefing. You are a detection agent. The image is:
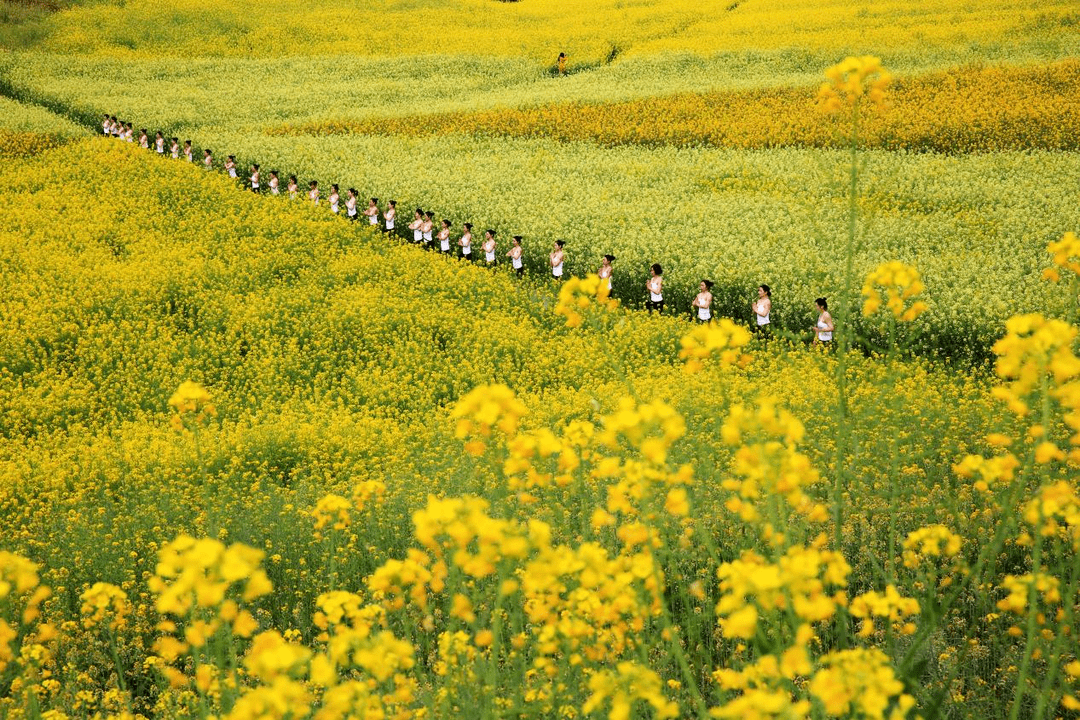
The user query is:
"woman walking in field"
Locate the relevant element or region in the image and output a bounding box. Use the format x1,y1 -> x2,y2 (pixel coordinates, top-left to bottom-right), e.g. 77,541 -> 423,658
813,297 -> 833,346
269,170 -> 280,195
438,219 -> 453,253
646,264 -> 664,313
154,131 -> 165,155
345,189 -> 358,220
550,240 -> 565,280
203,149 -> 213,170
225,155 -> 237,178
598,254 -> 615,294
251,165 -> 262,194
409,209 -> 423,243
138,129 -> 149,149
184,140 -> 193,162
365,198 -> 380,226
170,138 -> 180,159
384,200 -> 396,232
508,236 -> 524,276
752,284 -> 771,336
422,212 -> 435,246
287,175 -> 298,199
483,229 -> 497,266
308,180 -> 320,205
124,123 -> 134,142
692,280 -> 713,322
459,223 -> 474,259
328,184 -> 340,213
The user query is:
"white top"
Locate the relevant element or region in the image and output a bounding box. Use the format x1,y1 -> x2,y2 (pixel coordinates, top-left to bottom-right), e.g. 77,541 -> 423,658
155,139 -> 165,153
413,227 -> 423,242
461,235 -> 471,254
648,278 -> 662,302
329,195 -> 340,213
485,250 -> 496,262
754,300 -> 770,325
385,211 -> 395,229
423,229 -> 433,242
698,307 -> 711,320
184,150 -> 193,162
228,167 -> 237,178
171,147 -> 179,158
368,212 -> 379,225
512,256 -> 523,269
270,178 -> 279,194
817,317 -> 832,342
346,198 -> 357,216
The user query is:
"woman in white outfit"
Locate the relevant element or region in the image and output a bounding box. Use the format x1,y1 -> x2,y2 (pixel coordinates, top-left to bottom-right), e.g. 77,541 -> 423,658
269,171 -> 280,195
438,220 -> 452,253
507,236 -> 524,276
345,189 -> 358,220
459,223 -> 473,259
483,230 -> 497,265
384,201 -> 396,233
597,254 -> 615,295
752,284 -> 772,336
365,198 -> 379,226
813,297 -> 834,346
692,280 -> 713,322
328,184 -> 340,213
550,240 -> 565,280
225,155 -> 237,178
646,264 -> 663,313
422,212 -> 435,245
409,209 -> 423,243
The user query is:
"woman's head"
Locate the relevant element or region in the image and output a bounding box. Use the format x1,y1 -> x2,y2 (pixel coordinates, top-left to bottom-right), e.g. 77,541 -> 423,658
651,263 -> 663,276
486,229 -> 496,239
513,235 -> 522,244
371,197 -> 378,205
701,279 -> 714,290
426,211 -> 434,219
815,297 -> 828,311
331,183 -> 338,192
603,254 -> 615,263
464,222 -> 473,231
442,219 -> 451,228
555,240 -> 565,249
759,284 -> 771,297
348,188 -> 356,197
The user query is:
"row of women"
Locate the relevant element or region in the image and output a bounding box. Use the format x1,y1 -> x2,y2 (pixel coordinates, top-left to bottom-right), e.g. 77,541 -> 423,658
100,115 -> 835,343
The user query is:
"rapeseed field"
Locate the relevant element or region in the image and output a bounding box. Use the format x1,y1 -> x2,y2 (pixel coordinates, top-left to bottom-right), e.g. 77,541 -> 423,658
1,2 -> 1079,719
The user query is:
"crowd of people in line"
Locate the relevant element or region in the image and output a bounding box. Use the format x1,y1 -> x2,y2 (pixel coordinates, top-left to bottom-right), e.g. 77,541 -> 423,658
99,114 -> 836,344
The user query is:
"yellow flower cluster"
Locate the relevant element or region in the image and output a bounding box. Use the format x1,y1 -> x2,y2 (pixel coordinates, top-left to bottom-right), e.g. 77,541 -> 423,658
861,261 -> 928,322
817,55 -> 892,114
715,543 -> 851,639
553,273 -> 617,328
583,662 -> 679,720
849,585 -> 919,638
991,313 -> 1080,418
719,398 -> 829,537
449,383 -> 529,455
1043,231 -> 1080,282
1023,481 -> 1080,549
808,648 -> 916,718
79,582 -> 130,631
902,524 -> 962,568
148,534 -> 271,621
679,319 -> 753,374
996,573 -> 1061,615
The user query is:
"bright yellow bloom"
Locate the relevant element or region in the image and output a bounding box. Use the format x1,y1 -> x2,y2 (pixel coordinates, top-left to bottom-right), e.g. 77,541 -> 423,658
861,261 -> 927,321
679,319 -> 752,373
554,273 -> 618,328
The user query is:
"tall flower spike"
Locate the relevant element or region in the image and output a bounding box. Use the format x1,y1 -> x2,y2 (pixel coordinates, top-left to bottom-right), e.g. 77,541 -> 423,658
1043,231 -> 1080,282
817,55 -> 892,114
861,261 -> 928,321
